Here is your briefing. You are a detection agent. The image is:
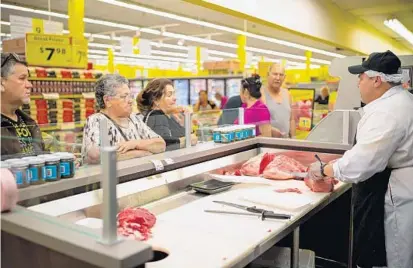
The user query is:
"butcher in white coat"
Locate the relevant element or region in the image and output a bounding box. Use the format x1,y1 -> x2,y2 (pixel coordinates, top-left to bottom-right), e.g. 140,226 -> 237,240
309,50 -> 413,268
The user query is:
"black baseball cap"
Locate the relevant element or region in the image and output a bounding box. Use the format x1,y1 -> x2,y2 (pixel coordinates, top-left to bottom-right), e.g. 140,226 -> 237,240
348,50 -> 401,75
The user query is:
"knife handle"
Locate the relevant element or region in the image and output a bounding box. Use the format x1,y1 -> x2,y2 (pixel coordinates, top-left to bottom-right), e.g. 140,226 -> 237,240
261,211 -> 291,220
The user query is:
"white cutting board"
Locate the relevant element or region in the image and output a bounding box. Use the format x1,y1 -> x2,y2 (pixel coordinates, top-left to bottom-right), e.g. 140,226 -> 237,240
239,187 -> 314,212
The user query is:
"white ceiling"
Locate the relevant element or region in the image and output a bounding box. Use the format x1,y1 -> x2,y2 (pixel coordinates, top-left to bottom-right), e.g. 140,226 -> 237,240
332,0 -> 413,48
1,0 -> 411,66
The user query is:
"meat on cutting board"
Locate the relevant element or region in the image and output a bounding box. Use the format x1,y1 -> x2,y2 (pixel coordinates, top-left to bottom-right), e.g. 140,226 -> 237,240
274,188 -> 303,194
117,207 -> 156,241
262,155 -> 307,180
239,153 -> 275,176
304,177 -> 338,193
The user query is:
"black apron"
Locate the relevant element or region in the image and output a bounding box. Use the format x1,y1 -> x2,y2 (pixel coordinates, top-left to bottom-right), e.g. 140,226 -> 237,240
352,128 -> 391,268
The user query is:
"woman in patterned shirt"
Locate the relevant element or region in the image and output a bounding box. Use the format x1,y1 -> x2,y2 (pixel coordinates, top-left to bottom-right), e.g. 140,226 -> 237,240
81,74 -> 165,164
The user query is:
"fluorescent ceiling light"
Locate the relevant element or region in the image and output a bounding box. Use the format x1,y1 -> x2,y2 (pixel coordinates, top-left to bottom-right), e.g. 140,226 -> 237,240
384,19 -> 413,46
151,49 -> 188,58
208,56 -> 224,61
207,50 -> 237,58
1,21 -> 11,26
247,46 -> 331,65
1,4 -> 335,63
162,32 -> 237,48
0,33 -> 11,37
89,42 -> 119,49
150,42 -> 189,51
0,3 -> 68,19
96,0 -> 345,58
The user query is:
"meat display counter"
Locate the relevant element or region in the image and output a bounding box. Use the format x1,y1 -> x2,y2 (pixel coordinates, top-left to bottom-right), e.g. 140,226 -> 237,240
2,138 -> 354,268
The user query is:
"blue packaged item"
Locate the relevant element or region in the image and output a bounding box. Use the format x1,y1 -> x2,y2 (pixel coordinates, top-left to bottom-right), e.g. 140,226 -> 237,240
10,160 -> 29,188
28,158 -> 46,185
55,153 -> 75,179
43,155 -> 61,181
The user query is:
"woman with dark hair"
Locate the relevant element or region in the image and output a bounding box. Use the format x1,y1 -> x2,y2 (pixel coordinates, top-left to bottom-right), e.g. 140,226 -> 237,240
234,74 -> 271,137
137,78 -> 198,151
193,90 -> 217,112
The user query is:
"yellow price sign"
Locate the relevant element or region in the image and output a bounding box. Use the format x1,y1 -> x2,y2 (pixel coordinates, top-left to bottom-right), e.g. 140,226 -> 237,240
72,38 -> 88,68
26,33 -> 72,67
298,117 -> 312,131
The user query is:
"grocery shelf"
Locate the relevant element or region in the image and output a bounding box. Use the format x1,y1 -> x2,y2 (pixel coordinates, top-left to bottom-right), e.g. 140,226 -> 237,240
39,122 -> 85,131
29,77 -> 97,82
30,94 -> 86,99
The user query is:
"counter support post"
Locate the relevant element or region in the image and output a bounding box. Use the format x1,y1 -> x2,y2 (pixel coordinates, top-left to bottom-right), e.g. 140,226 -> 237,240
238,108 -> 245,125
291,227 -> 300,268
100,146 -> 119,245
184,112 -> 192,148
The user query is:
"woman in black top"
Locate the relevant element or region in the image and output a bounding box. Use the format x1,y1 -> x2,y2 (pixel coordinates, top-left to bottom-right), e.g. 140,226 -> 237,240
137,78 -> 198,151
315,86 -> 330,105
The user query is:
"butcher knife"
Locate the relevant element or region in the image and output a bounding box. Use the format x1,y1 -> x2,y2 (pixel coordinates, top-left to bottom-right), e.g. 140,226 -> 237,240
290,172 -> 308,180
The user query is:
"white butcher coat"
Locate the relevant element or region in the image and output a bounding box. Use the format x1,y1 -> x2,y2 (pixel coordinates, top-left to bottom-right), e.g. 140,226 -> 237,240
333,86 -> 413,268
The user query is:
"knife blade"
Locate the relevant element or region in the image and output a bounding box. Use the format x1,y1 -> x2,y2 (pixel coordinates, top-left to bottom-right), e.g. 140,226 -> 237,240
290,172 -> 308,179
204,209 -> 291,220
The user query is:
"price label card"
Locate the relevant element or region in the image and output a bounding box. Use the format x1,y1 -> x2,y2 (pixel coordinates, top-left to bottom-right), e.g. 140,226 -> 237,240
164,158 -> 174,165
82,92 -> 95,99
72,38 -> 88,68
42,93 -> 60,100
26,33 -> 72,67
149,160 -> 164,171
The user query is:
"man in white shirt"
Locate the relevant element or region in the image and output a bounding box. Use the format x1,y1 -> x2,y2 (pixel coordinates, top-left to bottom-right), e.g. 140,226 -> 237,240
309,50 -> 413,268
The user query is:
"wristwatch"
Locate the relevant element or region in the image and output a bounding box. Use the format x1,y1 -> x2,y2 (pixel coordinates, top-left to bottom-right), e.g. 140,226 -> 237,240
320,164 -> 327,177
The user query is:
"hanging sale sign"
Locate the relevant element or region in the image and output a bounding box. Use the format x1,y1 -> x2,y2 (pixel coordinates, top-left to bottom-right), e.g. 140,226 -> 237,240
25,33 -> 88,68
289,88 -> 315,140
71,38 -> 88,69
26,34 -> 72,67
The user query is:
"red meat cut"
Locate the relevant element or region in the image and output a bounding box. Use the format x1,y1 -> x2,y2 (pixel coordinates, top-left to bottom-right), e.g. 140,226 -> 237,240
304,177 -> 338,193
262,155 -> 307,180
240,153 -> 275,176
117,207 -> 156,241
274,188 -> 302,194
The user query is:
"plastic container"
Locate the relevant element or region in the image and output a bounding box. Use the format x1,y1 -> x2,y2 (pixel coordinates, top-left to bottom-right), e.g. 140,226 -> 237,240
213,128 -> 222,143
235,127 -> 243,141
56,152 -> 75,179
10,160 -> 29,188
27,158 -> 46,185
4,159 -> 21,164
0,161 -> 10,169
43,155 -> 61,181
220,128 -> 231,143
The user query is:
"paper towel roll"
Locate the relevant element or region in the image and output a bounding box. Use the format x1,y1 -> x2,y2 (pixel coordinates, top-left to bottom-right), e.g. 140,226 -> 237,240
1,168 -> 18,212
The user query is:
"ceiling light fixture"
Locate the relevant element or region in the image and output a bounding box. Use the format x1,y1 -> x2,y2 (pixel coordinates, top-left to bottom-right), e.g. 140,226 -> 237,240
247,46 -> 331,65
1,21 -> 11,26
177,39 -> 184,46
96,0 -> 345,58
384,18 -> 413,46
151,49 -> 188,58
0,4 -> 335,63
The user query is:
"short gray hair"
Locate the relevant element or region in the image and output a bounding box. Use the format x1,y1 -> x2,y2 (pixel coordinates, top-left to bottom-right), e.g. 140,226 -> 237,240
1,53 -> 28,78
95,74 -> 129,109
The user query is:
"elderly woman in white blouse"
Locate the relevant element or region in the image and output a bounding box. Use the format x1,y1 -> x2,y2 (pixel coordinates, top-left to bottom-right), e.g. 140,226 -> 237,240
82,74 -> 165,164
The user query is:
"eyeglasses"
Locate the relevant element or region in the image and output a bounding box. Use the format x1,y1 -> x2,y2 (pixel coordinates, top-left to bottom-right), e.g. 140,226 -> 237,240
113,94 -> 133,101
1,53 -> 21,68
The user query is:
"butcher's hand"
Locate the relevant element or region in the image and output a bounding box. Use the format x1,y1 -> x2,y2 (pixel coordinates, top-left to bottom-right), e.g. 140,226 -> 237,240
308,161 -> 326,181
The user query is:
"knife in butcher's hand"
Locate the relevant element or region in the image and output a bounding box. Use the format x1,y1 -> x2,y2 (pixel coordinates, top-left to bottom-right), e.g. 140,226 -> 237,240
290,172 -> 308,180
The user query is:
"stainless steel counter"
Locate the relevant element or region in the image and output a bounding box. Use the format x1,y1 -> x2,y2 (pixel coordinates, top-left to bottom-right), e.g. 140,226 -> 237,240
18,138 -> 350,202
4,138 -> 353,268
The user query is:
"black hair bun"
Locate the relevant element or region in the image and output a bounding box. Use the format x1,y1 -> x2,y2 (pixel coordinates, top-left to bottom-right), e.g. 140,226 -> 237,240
242,74 -> 262,99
